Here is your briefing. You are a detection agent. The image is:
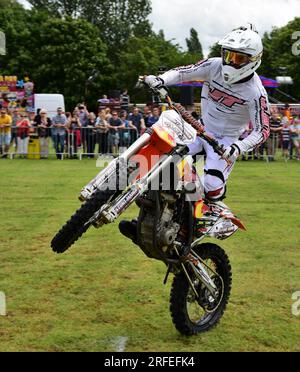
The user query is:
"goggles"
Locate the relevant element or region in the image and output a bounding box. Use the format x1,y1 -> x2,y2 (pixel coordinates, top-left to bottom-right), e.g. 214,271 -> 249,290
222,49 -> 260,69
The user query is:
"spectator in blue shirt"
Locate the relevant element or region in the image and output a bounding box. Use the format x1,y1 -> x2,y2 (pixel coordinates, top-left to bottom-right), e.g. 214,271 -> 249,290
147,107 -> 161,128
52,107 -> 67,159
128,107 -> 145,142
108,111 -> 124,155
143,105 -> 152,127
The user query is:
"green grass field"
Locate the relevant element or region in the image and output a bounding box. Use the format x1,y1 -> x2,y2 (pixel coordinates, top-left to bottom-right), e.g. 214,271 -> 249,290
0,158 -> 299,352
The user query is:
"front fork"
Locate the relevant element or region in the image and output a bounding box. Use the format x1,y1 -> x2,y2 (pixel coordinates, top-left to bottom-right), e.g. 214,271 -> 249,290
173,246 -> 218,300
79,131 -> 153,201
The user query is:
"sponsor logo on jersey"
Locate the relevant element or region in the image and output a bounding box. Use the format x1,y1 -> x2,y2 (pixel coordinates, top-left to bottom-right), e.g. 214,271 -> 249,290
209,87 -> 246,108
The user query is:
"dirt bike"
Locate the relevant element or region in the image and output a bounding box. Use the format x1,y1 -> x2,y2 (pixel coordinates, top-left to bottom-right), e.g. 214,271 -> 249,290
51,80 -> 246,335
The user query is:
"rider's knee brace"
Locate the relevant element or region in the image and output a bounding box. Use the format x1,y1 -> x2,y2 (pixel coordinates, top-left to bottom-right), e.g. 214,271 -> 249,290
204,169 -> 227,201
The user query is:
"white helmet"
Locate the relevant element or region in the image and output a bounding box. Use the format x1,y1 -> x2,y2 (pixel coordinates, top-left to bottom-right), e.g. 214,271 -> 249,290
218,24 -> 263,84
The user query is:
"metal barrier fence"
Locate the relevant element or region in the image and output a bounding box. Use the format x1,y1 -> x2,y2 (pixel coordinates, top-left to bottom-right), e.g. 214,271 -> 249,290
0,126 -> 298,161
1,126 -> 140,159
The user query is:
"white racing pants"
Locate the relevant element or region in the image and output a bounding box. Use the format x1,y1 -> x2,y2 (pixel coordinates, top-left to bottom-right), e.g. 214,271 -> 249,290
188,135 -> 237,200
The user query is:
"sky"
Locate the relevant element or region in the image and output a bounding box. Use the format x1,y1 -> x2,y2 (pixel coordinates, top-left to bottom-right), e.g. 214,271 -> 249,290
149,0 -> 300,55
19,0 -> 300,56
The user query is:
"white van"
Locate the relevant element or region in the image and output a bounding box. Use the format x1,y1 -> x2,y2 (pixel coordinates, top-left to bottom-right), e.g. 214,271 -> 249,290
34,94 -> 65,118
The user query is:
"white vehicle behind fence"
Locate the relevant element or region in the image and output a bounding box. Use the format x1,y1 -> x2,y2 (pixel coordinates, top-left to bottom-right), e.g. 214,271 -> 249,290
34,94 -> 65,116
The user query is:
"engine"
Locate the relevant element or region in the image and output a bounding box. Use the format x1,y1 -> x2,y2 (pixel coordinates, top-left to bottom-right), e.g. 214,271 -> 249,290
136,192 -> 181,261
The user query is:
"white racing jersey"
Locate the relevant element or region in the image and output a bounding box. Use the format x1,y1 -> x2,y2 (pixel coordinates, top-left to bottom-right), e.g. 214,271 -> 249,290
159,58 -> 270,153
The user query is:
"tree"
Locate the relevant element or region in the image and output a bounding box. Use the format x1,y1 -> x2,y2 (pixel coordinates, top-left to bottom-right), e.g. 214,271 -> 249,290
0,3 -> 111,110
117,32 -> 195,102
0,0 -> 22,7
186,28 -> 203,58
208,42 -> 221,58
27,0 -> 80,17
28,0 -> 153,46
31,17 -> 111,109
28,0 -> 153,71
0,1 -> 33,74
259,18 -> 300,100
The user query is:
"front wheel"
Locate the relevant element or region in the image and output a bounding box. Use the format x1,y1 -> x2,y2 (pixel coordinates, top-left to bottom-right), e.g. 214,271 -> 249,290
51,189 -> 115,254
170,243 -> 232,335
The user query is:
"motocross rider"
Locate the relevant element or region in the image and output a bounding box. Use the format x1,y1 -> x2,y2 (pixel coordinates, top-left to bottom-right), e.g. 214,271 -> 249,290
119,24 -> 270,241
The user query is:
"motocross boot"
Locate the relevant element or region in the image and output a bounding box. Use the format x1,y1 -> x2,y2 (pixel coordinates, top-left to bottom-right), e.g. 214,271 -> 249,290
119,219 -> 138,244
194,198 -> 231,238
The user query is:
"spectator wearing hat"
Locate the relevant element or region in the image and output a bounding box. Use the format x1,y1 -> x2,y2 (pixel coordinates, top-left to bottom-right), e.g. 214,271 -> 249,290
52,107 -> 67,159
35,109 -> 52,158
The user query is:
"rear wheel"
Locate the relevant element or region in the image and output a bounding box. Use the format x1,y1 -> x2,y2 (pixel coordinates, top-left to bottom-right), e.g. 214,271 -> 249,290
170,243 -> 232,335
51,189 -> 115,254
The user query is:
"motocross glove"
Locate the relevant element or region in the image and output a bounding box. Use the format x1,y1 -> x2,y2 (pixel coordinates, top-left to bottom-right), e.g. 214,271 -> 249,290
144,75 -> 165,90
222,144 -> 241,161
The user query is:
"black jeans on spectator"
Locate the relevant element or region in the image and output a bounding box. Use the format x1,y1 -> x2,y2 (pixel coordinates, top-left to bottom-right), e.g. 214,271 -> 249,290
86,132 -> 96,158
97,132 -> 108,154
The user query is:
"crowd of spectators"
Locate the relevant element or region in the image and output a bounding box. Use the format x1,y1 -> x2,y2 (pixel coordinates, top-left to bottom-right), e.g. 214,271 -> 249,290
237,113 -> 300,162
0,101 -> 299,161
0,103 -> 161,159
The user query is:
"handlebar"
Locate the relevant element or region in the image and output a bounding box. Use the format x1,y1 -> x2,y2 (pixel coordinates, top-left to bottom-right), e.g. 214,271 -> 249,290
138,76 -> 231,165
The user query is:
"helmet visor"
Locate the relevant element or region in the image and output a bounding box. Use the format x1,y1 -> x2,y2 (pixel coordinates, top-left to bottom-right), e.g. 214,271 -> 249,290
222,49 -> 252,69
